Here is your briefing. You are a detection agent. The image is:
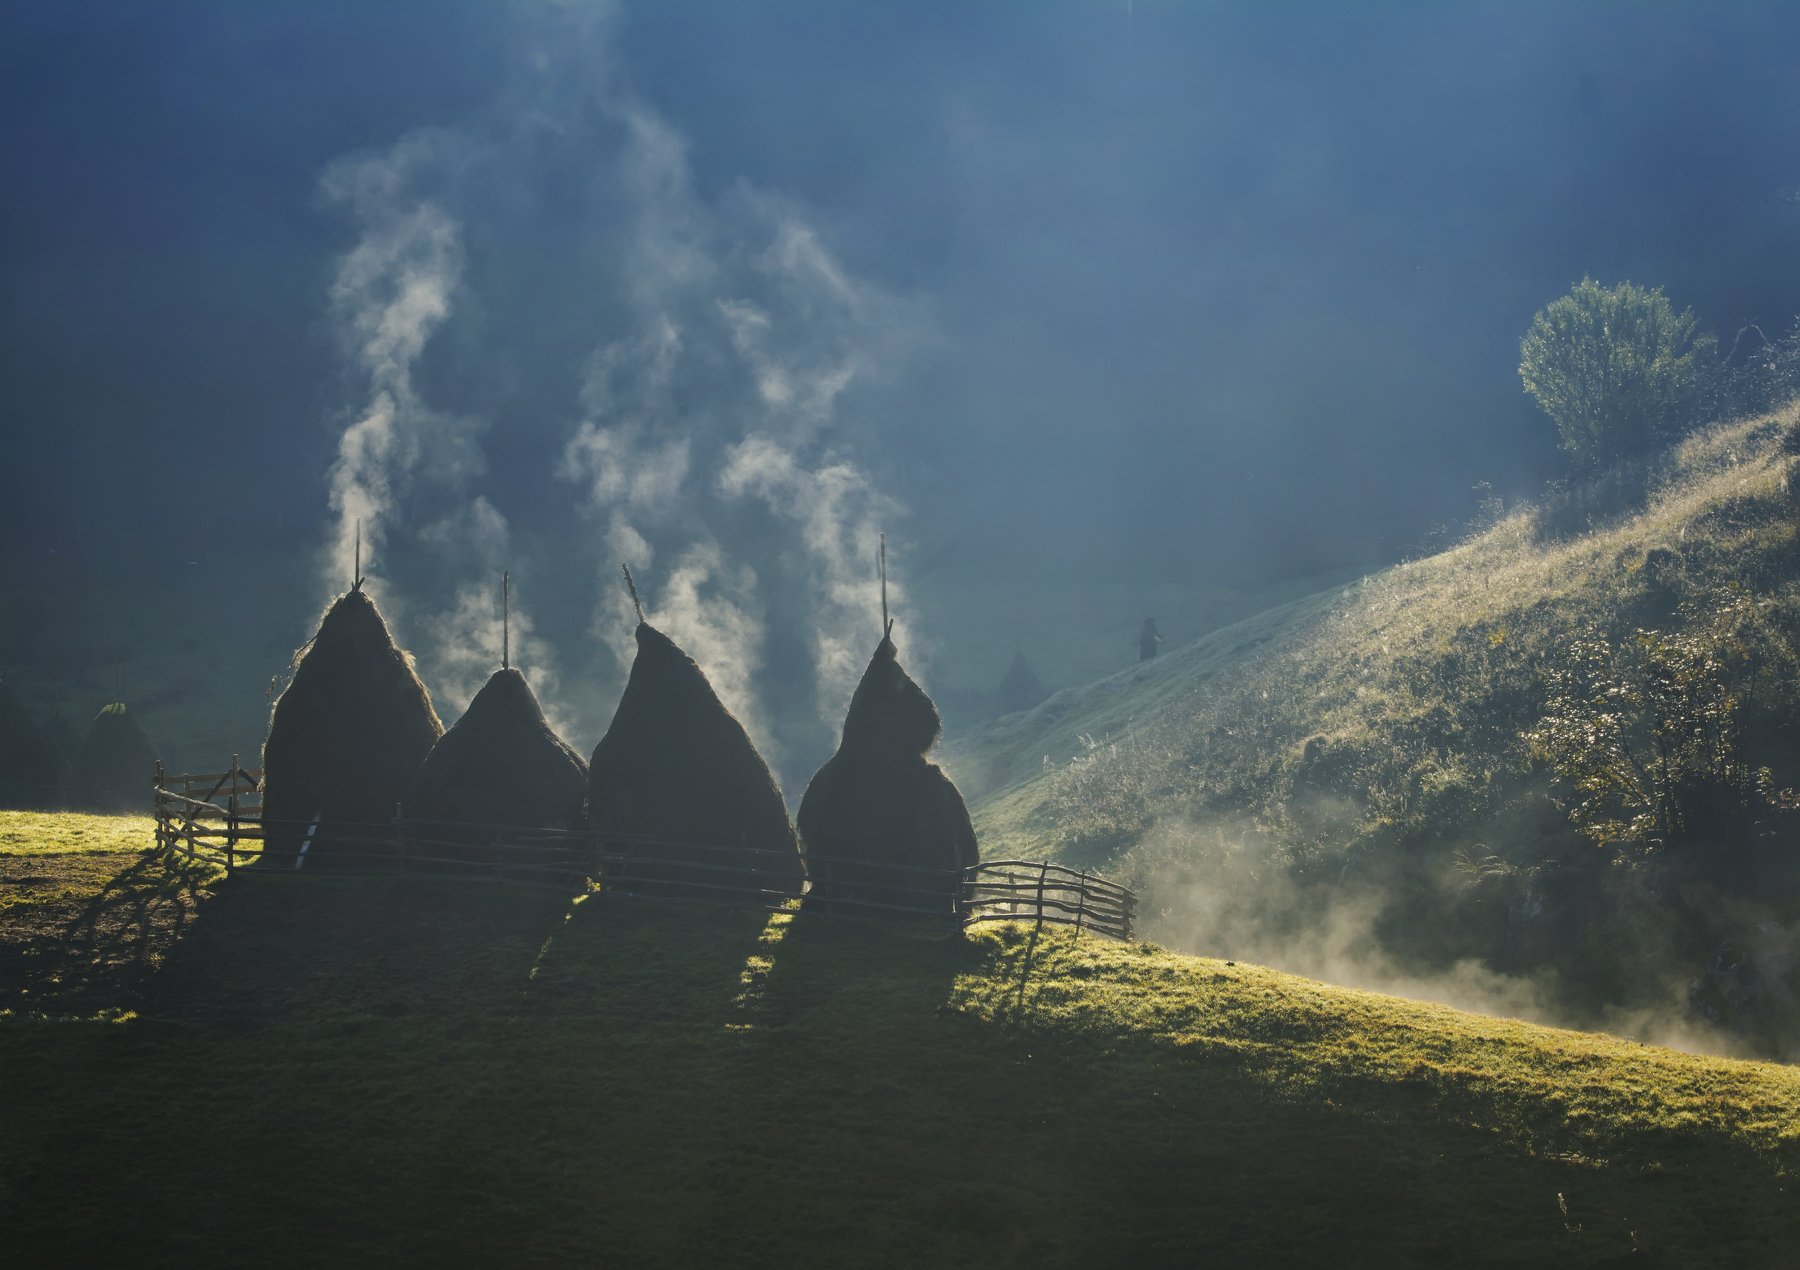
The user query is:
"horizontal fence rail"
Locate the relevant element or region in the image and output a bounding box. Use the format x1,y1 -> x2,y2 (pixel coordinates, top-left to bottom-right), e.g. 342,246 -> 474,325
153,763 -> 1134,938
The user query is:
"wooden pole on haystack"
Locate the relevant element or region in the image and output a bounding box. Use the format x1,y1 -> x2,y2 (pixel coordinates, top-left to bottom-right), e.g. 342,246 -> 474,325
502,571 -> 511,671
622,564 -> 645,624
879,532 -> 890,637
353,519 -> 364,592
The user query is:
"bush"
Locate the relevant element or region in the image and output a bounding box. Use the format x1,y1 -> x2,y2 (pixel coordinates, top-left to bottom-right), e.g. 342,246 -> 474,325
1526,593 -> 1797,856
1520,278 -> 1715,468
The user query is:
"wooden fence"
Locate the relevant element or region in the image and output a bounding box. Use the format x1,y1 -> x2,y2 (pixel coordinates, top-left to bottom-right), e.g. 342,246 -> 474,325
153,762 -> 1134,939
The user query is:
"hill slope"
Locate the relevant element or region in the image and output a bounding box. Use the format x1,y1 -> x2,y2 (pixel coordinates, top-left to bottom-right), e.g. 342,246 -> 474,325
3,815 -> 1798,1266
946,407 -> 1800,1054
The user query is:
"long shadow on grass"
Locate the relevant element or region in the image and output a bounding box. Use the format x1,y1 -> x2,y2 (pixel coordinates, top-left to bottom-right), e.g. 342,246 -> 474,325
0,850 -> 212,1015
10,888 -> 1797,1266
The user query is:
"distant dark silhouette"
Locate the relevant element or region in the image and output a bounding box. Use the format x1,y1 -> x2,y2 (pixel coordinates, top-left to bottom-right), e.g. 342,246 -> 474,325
798,624 -> 979,914
42,711 -> 82,773
1139,618 -> 1162,662
68,701 -> 160,813
587,621 -> 804,899
0,681 -> 66,809
406,667 -> 587,835
262,588 -> 443,861
995,648 -> 1047,716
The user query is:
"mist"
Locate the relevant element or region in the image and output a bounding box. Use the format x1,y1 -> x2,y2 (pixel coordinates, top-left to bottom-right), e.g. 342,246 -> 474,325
1130,817 -> 1757,1062
8,2 -> 1800,1055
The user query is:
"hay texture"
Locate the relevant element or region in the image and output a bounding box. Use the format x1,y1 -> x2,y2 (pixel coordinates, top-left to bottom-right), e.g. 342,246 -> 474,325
797,631 -> 979,914
587,623 -> 803,899
262,589 -> 443,860
68,701 -> 160,813
0,681 -> 66,809
405,667 -> 588,837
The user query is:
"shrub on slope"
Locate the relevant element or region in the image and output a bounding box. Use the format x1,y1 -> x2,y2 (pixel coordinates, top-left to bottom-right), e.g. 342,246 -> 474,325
959,405 -> 1800,1052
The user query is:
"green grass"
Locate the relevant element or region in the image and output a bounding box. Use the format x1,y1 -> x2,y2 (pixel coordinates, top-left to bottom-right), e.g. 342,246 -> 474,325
2,813 -> 1797,1266
948,404 -> 1800,879
0,810 -> 158,857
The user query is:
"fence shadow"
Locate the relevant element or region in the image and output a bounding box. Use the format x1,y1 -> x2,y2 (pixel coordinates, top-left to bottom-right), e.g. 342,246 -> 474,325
0,850 -> 214,1017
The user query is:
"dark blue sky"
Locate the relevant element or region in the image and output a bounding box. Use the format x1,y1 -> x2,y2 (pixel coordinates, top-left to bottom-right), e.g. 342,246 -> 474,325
7,1 -> 1800,617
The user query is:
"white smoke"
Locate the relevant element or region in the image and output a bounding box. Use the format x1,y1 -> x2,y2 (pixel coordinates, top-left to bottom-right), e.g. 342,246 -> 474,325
548,57 -> 929,768
319,132 -> 477,598
317,131 -> 562,731
718,435 -> 913,721
417,497 -> 568,736
311,4 -> 928,779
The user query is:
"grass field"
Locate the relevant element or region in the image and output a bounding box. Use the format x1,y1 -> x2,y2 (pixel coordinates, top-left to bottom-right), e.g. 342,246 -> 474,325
3,811 -> 1797,1266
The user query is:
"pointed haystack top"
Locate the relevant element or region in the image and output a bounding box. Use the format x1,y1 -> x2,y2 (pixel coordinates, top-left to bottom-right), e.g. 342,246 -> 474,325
840,632 -> 942,758
262,588 -> 443,855
996,648 -> 1047,716
0,680 -> 66,810
587,620 -> 802,895
68,700 -> 160,813
406,667 -> 587,830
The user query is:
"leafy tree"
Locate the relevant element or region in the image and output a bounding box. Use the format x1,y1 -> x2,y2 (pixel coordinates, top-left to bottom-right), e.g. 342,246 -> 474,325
1519,278 -> 1715,468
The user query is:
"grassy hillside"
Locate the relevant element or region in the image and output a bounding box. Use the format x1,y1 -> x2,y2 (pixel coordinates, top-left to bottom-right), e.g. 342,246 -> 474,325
945,405 -> 1800,1054
952,406 -> 1800,851
4,812 -> 1799,1266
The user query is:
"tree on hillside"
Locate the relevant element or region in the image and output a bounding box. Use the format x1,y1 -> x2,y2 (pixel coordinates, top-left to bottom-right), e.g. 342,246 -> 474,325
1519,278 -> 1715,468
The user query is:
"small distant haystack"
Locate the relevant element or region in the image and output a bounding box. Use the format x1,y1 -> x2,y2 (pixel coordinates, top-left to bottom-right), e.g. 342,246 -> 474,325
588,621 -> 803,899
0,681 -> 66,809
262,589 -> 443,860
798,627 -> 979,914
995,648 -> 1047,716
68,701 -> 160,813
406,668 -> 588,834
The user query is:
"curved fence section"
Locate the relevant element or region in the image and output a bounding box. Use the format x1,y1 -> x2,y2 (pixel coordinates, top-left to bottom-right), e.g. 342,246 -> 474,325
153,762 -> 1135,938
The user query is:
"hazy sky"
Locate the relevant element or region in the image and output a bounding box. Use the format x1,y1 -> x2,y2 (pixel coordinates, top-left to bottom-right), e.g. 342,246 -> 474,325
7,1 -> 1800,770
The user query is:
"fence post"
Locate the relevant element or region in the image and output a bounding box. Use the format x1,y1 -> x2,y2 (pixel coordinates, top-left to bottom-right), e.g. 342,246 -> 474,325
153,760 -> 166,853
226,753 -> 239,876
1035,861 -> 1049,933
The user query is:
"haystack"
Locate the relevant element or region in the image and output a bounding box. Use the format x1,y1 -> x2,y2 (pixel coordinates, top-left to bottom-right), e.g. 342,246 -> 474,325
406,667 -> 588,834
0,681 -> 66,809
797,627 -> 979,914
588,622 -> 804,899
995,648 -> 1047,716
262,589 -> 443,861
68,701 -> 160,813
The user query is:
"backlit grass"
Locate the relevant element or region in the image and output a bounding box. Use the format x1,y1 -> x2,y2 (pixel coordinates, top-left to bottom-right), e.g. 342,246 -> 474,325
2,821 -> 1796,1266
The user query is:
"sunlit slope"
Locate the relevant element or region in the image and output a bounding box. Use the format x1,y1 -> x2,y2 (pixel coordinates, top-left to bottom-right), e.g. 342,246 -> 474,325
941,586 -> 1344,849
949,404 -> 1800,865
2,822 -> 1797,1266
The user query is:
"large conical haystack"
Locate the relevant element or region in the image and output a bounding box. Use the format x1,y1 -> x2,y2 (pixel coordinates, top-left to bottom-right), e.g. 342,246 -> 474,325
68,701 -> 160,813
588,622 -> 803,899
262,589 -> 443,861
406,667 -> 588,835
995,648 -> 1047,716
798,629 -> 979,914
0,681 -> 67,810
